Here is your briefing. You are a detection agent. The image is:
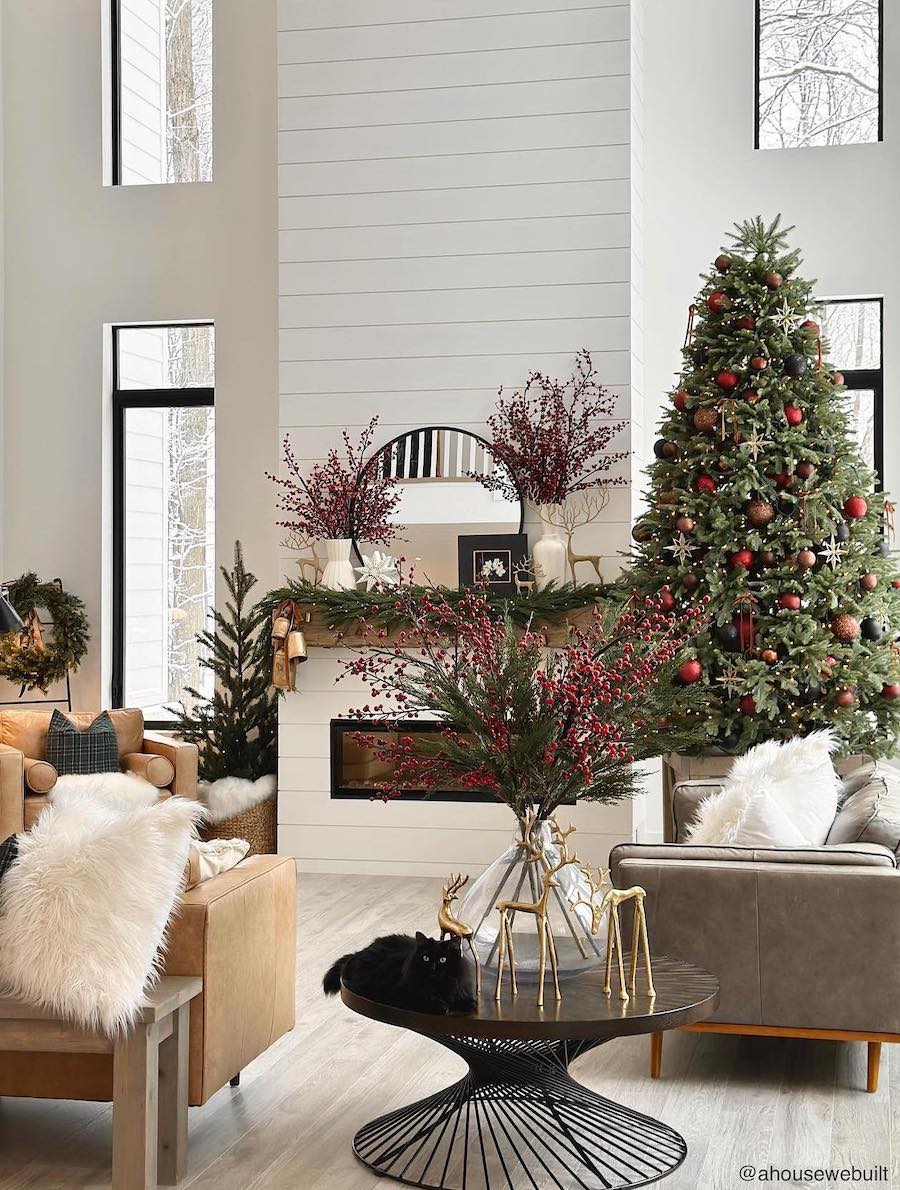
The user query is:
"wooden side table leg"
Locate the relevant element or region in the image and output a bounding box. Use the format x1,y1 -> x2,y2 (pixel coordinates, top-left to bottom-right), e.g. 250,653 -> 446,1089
867,1041 -> 882,1093
113,1020 -> 159,1190
650,1032 -> 663,1079
158,1003 -> 190,1185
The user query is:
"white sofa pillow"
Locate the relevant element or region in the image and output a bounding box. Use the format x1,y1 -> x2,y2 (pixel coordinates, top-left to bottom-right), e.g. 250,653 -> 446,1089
687,730 -> 840,848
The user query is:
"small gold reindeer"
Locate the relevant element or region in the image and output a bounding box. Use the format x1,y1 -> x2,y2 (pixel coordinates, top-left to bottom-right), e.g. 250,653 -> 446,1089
571,866 -> 655,1004
438,873 -> 480,995
494,815 -> 580,1008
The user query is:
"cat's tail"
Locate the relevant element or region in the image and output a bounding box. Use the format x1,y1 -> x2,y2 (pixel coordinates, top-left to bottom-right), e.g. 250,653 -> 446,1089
323,953 -> 352,995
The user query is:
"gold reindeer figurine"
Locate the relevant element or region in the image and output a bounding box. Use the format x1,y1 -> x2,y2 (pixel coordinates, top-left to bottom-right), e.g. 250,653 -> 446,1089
494,814 -> 580,1008
571,866 -> 655,1003
438,873 -> 480,995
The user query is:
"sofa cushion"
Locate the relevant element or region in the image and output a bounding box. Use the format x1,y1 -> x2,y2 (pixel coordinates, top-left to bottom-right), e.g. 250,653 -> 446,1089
45,710 -> 119,776
24,758 -> 57,795
122,751 -> 175,789
0,708 -> 144,761
827,762 -> 900,858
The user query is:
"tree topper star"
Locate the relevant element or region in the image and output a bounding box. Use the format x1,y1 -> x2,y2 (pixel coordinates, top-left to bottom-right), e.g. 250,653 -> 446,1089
355,550 -> 400,591
664,532 -> 698,566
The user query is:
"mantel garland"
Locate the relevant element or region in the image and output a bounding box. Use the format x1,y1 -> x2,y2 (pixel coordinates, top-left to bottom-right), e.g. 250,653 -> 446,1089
262,578 -> 611,634
0,573 -> 90,691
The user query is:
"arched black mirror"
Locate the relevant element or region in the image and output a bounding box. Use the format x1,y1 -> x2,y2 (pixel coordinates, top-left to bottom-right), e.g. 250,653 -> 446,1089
355,426 -> 525,588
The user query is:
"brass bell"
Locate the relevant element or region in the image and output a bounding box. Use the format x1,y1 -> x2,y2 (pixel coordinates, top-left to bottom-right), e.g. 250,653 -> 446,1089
272,614 -> 291,641
286,629 -> 308,663
271,647 -> 295,692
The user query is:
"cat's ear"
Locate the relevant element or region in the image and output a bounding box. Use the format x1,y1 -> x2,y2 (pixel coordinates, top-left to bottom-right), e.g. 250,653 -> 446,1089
415,931 -> 428,946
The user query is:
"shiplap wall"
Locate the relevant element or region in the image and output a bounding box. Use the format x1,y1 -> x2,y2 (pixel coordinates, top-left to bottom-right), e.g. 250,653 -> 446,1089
277,0 -> 644,874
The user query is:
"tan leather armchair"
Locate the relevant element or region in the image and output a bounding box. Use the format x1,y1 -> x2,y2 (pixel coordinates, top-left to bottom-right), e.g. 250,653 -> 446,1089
0,708 -> 297,1106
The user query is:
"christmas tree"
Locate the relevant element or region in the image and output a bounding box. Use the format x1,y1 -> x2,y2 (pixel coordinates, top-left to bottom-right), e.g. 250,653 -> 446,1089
173,541 -> 278,781
628,216 -> 899,756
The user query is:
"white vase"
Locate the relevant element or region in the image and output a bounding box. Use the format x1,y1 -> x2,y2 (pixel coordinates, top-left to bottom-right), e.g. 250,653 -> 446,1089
532,503 -> 567,590
321,539 -> 357,590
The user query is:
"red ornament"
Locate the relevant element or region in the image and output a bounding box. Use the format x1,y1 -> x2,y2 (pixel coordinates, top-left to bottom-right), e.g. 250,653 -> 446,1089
882,683 -> 900,700
735,315 -> 756,331
730,549 -> 754,569
682,573 -> 699,590
739,695 -> 757,715
779,593 -> 801,610
696,474 -> 718,493
749,355 -> 768,371
707,290 -> 732,313
795,461 -> 815,479
673,389 -> 690,411
860,573 -> 878,591
715,370 -> 739,391
765,271 -> 783,289
835,686 -> 856,709
773,471 -> 791,490
801,319 -> 820,336
675,515 -> 695,533
659,589 -> 676,612
797,549 -> 817,570
678,659 -> 703,685
892,578 -> 900,590
844,495 -> 868,519
784,404 -> 804,426
714,254 -> 731,273
831,371 -> 845,386
742,388 -> 760,403
761,648 -> 779,665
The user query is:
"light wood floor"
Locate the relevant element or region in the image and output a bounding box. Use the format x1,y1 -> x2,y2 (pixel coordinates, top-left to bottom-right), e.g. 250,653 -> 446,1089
0,873 -> 895,1189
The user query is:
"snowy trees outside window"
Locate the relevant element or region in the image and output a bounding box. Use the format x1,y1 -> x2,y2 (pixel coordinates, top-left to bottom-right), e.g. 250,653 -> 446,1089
117,0 -> 213,184
816,299 -> 882,481
116,324 -> 215,722
757,0 -> 881,149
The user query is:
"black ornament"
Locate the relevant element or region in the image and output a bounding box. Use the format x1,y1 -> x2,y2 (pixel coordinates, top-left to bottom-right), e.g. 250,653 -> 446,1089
653,439 -> 670,460
834,522 -> 851,543
692,346 -> 709,366
861,616 -> 884,641
718,732 -> 741,753
783,353 -> 808,378
716,622 -> 741,651
801,682 -> 823,704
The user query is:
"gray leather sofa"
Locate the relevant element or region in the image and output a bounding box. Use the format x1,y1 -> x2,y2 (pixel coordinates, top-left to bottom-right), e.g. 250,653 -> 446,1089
610,768 -> 900,1092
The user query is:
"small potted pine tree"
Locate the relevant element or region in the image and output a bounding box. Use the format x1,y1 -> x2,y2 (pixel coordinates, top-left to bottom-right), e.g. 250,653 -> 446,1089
173,542 -> 279,853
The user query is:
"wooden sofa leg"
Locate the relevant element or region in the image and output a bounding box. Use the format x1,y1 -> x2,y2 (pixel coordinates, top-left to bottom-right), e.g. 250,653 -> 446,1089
867,1042 -> 881,1093
650,1032 -> 663,1079
230,1073 -> 241,1088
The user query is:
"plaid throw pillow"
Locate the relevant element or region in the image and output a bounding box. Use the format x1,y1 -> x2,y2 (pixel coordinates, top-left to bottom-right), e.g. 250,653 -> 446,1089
0,834 -> 18,885
46,710 -> 120,776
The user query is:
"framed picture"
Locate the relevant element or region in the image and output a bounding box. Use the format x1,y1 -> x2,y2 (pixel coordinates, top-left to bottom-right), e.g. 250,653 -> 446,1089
457,533 -> 529,597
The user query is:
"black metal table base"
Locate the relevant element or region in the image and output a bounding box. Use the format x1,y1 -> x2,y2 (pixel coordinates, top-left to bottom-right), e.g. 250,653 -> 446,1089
352,1035 -> 686,1190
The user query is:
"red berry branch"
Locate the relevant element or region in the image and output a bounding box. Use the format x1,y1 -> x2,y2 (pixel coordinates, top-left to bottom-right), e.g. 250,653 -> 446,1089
267,416 -> 403,544
476,350 -> 629,506
336,584 -> 708,817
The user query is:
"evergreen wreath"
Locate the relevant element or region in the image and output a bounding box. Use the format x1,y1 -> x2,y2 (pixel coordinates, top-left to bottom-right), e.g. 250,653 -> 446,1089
0,573 -> 90,691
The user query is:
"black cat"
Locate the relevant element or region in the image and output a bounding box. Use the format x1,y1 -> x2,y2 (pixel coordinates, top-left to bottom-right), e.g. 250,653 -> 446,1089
323,931 -> 477,1015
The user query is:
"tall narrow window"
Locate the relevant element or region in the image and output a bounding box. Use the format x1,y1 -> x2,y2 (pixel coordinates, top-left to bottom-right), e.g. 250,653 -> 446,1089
756,0 -> 882,149
816,298 -> 883,486
112,0 -> 213,185
112,324 -> 215,724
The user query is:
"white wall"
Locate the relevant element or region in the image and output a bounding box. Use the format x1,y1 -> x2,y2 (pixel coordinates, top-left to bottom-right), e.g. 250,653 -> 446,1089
643,0 -> 900,502
277,0 -> 647,874
1,0 -> 278,708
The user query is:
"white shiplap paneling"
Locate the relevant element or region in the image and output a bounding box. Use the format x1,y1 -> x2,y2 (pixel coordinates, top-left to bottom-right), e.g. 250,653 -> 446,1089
278,1 -> 641,874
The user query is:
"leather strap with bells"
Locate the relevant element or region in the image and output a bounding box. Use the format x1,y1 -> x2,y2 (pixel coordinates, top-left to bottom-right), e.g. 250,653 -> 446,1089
271,600 -> 308,692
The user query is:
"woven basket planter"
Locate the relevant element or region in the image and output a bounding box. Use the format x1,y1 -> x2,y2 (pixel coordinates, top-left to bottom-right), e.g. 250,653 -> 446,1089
203,794 -> 277,856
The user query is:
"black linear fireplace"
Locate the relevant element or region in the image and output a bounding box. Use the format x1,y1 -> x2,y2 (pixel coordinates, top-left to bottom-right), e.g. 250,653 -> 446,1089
330,718 -> 497,803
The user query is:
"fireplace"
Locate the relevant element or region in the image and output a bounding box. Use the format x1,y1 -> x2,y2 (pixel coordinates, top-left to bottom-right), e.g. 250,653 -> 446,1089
330,718 -> 498,803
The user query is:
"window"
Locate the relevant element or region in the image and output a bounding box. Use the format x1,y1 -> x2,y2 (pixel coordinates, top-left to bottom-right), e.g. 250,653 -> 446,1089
756,0 -> 882,149
112,324 -> 215,725
111,0 -> 213,185
815,298 -> 883,486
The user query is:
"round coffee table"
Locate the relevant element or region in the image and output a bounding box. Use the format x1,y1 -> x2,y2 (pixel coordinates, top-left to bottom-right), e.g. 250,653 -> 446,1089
341,955 -> 718,1190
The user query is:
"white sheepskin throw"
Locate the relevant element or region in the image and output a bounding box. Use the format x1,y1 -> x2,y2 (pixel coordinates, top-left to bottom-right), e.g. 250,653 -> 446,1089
687,730 -> 840,848
0,774 -> 205,1035
198,773 -> 276,823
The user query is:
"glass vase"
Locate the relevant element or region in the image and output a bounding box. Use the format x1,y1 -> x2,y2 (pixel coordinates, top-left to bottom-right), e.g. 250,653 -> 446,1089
459,813 -> 608,982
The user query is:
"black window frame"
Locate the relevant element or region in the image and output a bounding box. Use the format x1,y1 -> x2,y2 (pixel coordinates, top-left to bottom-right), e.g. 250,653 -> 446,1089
816,295 -> 884,491
111,322 -> 215,725
754,0 -> 884,151
110,0 -> 122,186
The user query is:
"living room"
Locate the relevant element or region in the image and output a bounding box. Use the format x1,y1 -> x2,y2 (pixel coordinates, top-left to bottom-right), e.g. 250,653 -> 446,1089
0,1 -> 897,1188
